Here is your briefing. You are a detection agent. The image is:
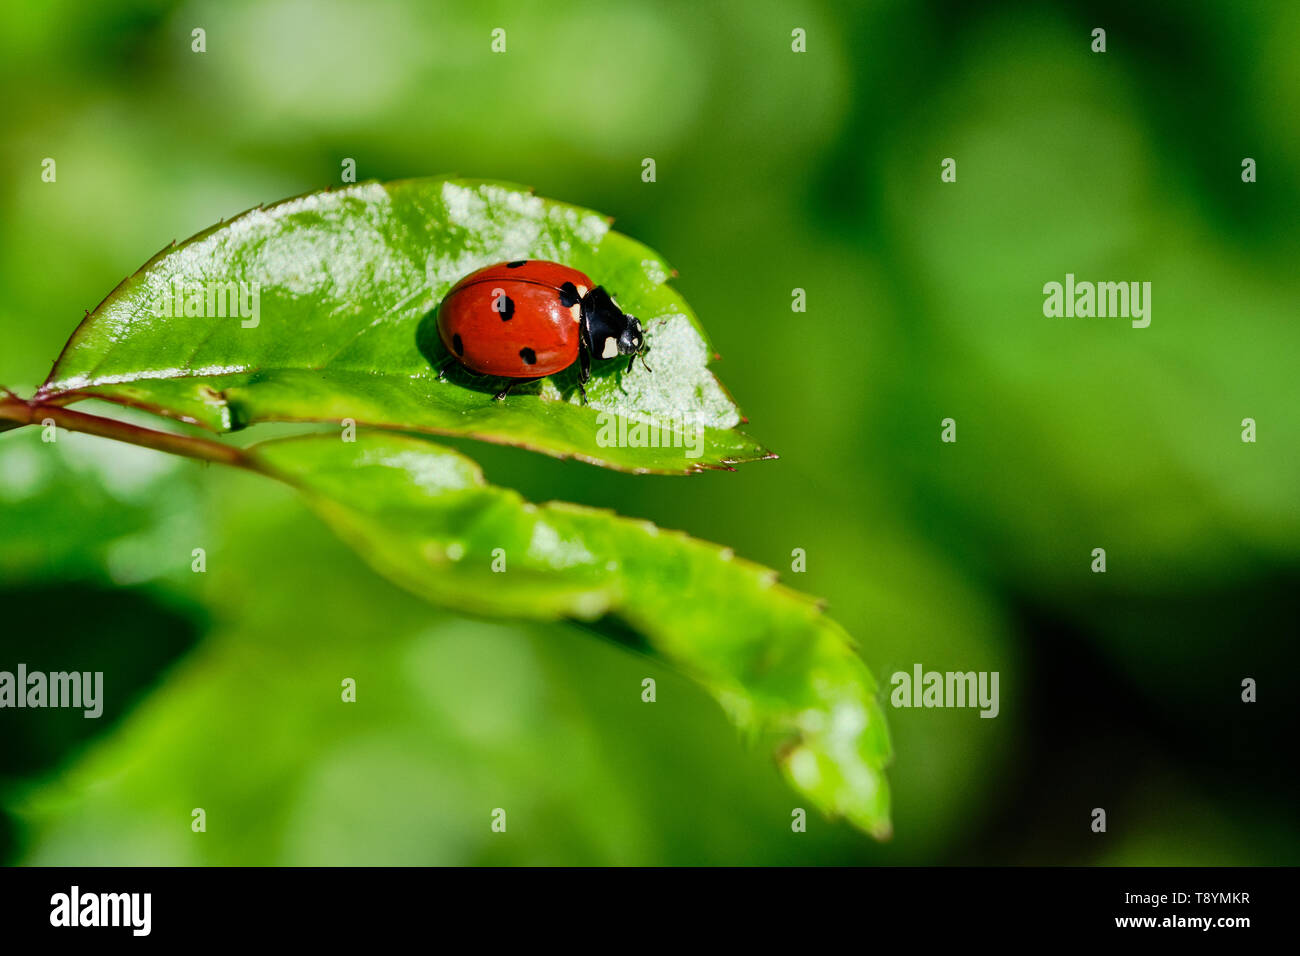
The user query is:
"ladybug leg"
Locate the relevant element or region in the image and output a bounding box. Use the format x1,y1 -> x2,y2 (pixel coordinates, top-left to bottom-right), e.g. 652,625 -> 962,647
435,356 -> 457,381
576,335 -> 592,405
494,378 -> 544,401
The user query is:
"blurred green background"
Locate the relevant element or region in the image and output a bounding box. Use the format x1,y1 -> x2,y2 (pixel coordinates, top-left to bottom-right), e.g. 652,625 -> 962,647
1,0 -> 1297,864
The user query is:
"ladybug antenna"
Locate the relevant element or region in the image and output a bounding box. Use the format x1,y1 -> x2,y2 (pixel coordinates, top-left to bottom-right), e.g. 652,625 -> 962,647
634,339 -> 653,374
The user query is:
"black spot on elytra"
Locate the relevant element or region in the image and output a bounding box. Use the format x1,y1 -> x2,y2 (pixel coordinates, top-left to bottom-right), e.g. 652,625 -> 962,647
496,294 -> 515,320
452,333 -> 464,356
506,260 -> 527,268
519,347 -> 537,365
558,282 -> 580,307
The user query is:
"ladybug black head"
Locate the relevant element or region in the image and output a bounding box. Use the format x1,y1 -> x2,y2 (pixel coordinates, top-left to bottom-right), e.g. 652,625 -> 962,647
582,286 -> 650,371
617,316 -> 645,356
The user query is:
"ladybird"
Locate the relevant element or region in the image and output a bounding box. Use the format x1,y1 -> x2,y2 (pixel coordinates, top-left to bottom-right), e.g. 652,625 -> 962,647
436,260 -> 649,401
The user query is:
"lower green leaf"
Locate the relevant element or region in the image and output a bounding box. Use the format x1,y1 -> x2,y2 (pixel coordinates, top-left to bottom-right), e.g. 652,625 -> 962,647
253,431 -> 892,836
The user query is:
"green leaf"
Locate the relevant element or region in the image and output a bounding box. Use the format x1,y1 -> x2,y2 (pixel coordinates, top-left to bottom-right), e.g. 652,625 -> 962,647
253,430 -> 892,837
37,177 -> 770,474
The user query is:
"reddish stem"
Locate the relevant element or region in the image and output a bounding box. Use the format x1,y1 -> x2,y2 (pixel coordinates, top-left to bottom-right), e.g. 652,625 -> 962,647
0,394 -> 258,471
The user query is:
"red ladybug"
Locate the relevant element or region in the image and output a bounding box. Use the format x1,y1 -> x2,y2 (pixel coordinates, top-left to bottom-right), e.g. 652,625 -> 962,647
436,260 -> 648,401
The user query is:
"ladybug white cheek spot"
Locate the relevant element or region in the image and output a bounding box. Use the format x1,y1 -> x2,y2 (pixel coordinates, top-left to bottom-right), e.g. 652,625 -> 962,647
577,285 -> 589,297
601,337 -> 618,359
569,304 -> 581,322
